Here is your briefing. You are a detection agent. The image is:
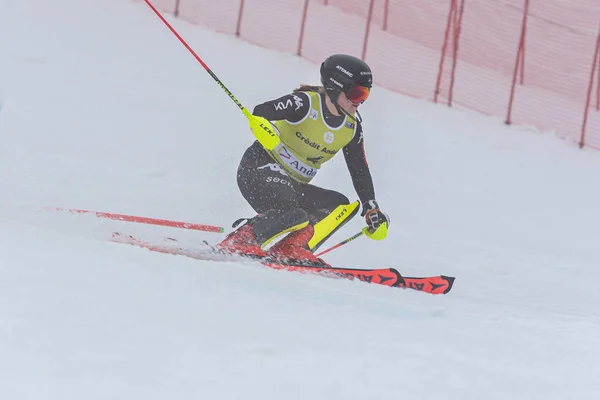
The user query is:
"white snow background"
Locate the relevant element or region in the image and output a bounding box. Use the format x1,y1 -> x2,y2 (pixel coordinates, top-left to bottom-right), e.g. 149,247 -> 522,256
1,0 -> 599,399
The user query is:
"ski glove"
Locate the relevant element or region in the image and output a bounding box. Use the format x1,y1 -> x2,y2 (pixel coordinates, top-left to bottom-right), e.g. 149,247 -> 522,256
244,111 -> 280,150
361,200 -> 390,241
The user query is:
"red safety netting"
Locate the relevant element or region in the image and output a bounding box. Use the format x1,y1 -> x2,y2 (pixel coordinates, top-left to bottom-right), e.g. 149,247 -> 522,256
140,0 -> 600,149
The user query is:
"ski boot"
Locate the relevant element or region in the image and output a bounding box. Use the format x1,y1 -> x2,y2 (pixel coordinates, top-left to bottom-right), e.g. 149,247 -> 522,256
217,208 -> 310,258
267,224 -> 330,266
216,219 -> 266,257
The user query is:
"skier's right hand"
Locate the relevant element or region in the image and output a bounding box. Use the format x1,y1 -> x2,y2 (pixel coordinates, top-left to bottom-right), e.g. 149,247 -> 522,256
245,112 -> 280,150
361,200 -> 389,241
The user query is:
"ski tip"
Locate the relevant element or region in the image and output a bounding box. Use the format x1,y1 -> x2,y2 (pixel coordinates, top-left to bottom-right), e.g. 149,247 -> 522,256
441,275 -> 456,294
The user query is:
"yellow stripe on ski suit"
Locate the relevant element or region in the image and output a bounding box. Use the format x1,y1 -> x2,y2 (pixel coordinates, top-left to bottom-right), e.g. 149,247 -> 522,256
261,221 -> 310,248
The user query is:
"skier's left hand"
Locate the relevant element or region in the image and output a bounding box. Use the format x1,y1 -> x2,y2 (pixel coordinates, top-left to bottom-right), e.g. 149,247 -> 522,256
361,200 -> 389,240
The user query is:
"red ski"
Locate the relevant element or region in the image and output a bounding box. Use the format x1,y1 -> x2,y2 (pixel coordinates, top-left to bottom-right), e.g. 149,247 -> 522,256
111,233 -> 455,295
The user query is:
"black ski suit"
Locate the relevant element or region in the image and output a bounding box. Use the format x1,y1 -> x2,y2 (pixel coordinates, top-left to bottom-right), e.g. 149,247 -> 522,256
236,90 -> 376,226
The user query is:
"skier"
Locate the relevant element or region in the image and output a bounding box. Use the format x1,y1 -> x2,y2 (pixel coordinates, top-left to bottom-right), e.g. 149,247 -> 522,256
217,54 -> 389,264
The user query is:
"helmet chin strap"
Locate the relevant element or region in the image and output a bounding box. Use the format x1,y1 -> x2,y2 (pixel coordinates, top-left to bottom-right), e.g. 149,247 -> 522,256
325,88 -> 362,123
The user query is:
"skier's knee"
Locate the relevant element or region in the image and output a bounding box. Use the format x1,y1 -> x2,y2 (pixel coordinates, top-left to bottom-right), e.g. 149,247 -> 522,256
334,193 -> 350,208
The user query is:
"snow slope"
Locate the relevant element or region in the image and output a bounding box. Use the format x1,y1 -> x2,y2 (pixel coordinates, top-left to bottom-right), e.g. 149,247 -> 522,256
1,0 -> 599,398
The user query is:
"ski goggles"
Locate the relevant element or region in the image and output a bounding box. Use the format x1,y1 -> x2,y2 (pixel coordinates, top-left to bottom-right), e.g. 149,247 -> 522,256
345,84 -> 370,104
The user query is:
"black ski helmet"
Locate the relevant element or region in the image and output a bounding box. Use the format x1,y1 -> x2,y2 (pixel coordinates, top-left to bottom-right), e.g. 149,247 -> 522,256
320,54 -> 373,94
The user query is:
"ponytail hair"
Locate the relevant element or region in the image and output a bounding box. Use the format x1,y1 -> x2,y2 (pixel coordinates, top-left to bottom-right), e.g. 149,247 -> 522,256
293,85 -> 325,94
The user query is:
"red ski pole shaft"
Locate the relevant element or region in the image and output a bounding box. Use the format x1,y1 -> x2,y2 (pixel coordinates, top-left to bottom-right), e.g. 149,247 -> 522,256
142,0 -> 241,109
315,231 -> 364,257
141,0 -> 279,149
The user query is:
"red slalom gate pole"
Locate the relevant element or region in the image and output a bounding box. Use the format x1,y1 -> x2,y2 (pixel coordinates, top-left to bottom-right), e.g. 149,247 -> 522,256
46,207 -> 224,233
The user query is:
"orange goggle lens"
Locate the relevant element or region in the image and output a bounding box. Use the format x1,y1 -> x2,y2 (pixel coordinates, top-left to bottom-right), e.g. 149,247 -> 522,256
346,85 -> 370,104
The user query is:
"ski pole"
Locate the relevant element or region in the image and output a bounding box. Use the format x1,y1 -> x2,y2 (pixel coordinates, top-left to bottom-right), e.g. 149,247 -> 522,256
141,0 -> 279,150
315,231 -> 364,257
